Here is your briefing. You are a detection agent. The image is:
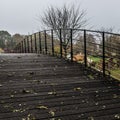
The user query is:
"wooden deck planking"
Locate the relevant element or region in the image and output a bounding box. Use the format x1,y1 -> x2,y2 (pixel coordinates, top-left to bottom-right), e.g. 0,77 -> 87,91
0,53 -> 120,120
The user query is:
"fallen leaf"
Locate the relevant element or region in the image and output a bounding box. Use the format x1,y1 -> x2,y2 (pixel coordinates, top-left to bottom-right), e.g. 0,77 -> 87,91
115,114 -> 120,119
22,118 -> 26,120
4,104 -> 10,108
14,91 -> 17,94
19,104 -> 22,106
88,75 -> 94,79
95,102 -> 99,106
1,100 -> 5,103
27,114 -> 35,120
22,89 -> 31,94
13,108 -> 27,113
0,60 -> 4,63
88,116 -> 94,120
60,102 -> 64,105
95,91 -> 99,93
7,74 -> 14,77
48,91 -> 57,95
113,94 -> 118,98
29,72 -> 34,75
74,87 -> 81,91
13,109 -> 21,112
49,110 -> 55,117
82,100 -> 85,103
36,105 -> 48,110
102,105 -> 106,109
10,95 -> 14,98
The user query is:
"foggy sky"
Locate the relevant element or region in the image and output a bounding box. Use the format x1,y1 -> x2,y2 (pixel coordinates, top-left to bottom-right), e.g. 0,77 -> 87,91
0,0 -> 120,35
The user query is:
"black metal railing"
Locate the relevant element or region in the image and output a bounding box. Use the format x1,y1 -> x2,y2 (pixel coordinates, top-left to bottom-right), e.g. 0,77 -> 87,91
14,29 -> 120,80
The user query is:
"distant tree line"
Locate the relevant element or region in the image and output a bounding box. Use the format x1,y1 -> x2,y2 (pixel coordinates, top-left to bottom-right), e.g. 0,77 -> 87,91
0,30 -> 24,52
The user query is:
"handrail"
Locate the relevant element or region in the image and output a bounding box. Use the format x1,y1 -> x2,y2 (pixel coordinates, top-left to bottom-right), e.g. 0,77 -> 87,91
14,28 -> 120,80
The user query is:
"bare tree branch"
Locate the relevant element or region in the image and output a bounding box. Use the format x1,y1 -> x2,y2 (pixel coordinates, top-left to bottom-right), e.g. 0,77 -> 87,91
37,4 -> 88,56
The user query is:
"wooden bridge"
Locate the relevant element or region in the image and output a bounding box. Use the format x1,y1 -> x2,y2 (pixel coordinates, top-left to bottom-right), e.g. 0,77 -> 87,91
0,53 -> 120,120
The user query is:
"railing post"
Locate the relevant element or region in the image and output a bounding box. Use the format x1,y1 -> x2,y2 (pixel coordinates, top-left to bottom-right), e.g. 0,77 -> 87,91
27,36 -> 30,53
24,39 -> 27,53
20,42 -> 22,53
23,40 -> 24,53
44,30 -> 47,54
17,44 -> 19,53
84,30 -> 87,67
26,36 -> 28,53
15,45 -> 17,53
21,41 -> 23,53
34,33 -> 37,53
51,29 -> 54,56
60,29 -> 63,58
30,35 -> 33,53
19,43 -> 21,53
70,29 -> 73,62
102,32 -> 105,76
39,32 -> 42,53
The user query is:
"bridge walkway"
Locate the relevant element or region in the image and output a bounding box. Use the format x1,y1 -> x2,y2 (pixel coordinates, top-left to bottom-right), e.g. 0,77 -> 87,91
0,53 -> 119,120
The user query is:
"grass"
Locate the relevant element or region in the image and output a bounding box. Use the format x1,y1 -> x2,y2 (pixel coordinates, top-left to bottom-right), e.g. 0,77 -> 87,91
75,55 -> 120,81
88,56 -> 120,81
110,69 -> 120,81
89,56 -> 101,62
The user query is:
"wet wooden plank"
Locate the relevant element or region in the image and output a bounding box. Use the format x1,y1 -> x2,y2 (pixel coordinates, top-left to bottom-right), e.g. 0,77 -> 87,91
0,53 -> 120,120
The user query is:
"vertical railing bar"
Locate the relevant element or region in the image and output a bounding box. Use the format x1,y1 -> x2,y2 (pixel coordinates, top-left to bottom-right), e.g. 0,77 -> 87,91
19,43 -> 21,53
51,29 -> 54,56
16,45 -> 17,53
102,32 -> 106,76
20,43 -> 21,53
20,41 -> 22,53
44,30 -> 47,54
18,43 -> 19,53
70,29 -> 73,62
30,35 -> 33,53
39,32 -> 42,53
84,30 -> 87,67
18,43 -> 20,53
21,41 -> 23,53
34,33 -> 37,53
25,36 -> 28,53
17,45 -> 18,53
15,45 -> 16,53
20,42 -> 22,53
17,44 -> 19,53
23,40 -> 24,53
24,39 -> 27,53
60,29 -> 63,58
27,36 -> 30,53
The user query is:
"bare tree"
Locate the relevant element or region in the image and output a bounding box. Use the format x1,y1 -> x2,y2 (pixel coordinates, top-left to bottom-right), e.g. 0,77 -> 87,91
38,4 -> 88,56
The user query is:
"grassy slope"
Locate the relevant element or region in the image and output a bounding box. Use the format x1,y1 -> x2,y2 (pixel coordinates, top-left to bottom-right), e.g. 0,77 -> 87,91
110,69 -> 120,81
89,56 -> 120,81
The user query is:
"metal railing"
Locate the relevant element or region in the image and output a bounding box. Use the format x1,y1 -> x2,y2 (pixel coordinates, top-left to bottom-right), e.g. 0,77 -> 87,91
14,29 -> 120,80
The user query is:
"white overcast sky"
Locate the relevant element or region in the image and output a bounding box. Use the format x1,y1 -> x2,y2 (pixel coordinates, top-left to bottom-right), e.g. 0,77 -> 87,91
0,0 -> 120,35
